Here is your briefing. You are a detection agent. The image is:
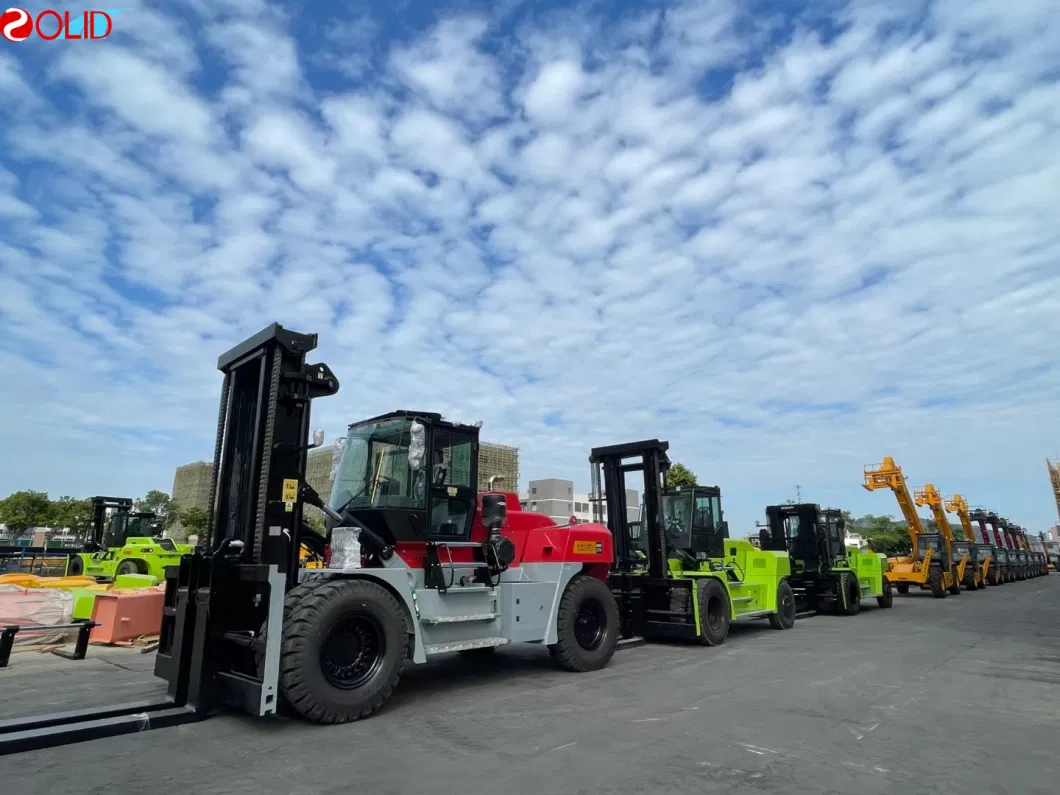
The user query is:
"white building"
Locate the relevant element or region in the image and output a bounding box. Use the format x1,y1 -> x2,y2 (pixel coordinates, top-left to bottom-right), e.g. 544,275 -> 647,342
519,478 -> 639,525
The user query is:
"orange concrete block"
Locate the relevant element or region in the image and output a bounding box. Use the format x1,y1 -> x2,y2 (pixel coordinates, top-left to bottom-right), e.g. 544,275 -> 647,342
89,587 -> 165,644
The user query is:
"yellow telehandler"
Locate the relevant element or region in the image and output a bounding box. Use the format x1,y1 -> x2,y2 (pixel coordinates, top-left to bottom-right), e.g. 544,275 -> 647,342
915,484 -> 976,590
946,494 -> 999,586
863,457 -> 961,598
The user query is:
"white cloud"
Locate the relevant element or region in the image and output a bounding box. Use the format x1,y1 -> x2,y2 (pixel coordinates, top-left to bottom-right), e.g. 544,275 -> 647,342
1,0 -> 1058,536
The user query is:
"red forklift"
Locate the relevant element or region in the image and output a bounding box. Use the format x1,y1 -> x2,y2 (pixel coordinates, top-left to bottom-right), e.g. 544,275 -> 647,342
0,323 -> 621,754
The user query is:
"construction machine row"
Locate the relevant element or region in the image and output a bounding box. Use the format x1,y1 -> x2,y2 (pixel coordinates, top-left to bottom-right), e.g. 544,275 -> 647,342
0,322 -> 1048,755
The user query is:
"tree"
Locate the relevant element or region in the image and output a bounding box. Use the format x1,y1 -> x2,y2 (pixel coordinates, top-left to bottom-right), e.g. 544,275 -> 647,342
0,490 -> 52,537
178,506 -> 208,540
49,496 -> 94,541
137,490 -> 176,530
666,462 -> 697,488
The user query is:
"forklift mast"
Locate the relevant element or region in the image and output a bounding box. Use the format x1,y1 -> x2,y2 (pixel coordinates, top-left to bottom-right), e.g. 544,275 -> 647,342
0,323 -> 340,755
87,496 -> 134,550
589,439 -> 670,580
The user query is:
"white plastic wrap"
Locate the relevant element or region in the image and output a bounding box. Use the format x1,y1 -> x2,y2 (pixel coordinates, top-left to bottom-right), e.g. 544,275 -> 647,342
330,527 -> 362,570
408,420 -> 426,469
0,584 -> 76,646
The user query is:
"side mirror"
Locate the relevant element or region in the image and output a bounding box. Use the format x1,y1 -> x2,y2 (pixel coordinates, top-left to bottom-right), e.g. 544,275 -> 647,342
408,420 -> 426,471
718,520 -> 730,539
309,429 -> 325,449
481,494 -> 507,531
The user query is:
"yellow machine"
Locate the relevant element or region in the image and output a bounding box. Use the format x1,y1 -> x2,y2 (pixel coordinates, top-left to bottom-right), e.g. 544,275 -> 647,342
863,457 -> 961,598
946,493 -> 995,585
914,484 -> 973,589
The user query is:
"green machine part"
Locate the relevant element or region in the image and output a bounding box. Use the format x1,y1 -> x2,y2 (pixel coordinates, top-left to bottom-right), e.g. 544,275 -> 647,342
762,504 -> 892,613
591,440 -> 797,646
661,487 -> 795,628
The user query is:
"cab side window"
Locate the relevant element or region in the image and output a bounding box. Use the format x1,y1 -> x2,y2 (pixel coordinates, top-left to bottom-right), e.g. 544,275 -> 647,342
428,431 -> 475,538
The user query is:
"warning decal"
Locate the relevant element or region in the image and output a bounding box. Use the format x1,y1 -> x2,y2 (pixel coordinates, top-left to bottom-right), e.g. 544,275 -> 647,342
572,540 -> 600,555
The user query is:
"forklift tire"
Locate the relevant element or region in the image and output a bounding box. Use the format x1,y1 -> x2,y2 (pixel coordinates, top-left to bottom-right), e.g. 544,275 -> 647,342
695,578 -> 730,646
67,556 -> 84,576
895,583 -> 909,595
279,578 -> 408,724
841,574 -> 861,616
548,574 -> 619,672
116,559 -> 141,576
876,579 -> 894,608
768,581 -> 796,630
928,565 -> 947,598
962,570 -> 976,591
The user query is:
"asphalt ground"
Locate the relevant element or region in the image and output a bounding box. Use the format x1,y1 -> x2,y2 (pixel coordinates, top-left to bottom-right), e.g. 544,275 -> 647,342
2,576 -> 1059,795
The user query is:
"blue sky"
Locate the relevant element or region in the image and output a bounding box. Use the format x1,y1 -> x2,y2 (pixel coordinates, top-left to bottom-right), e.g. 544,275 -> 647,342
1,0 -> 1058,534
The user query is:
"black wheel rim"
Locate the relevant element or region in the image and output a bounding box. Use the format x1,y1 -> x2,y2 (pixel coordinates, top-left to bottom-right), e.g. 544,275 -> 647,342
707,595 -> 726,633
320,613 -> 387,690
574,598 -> 606,650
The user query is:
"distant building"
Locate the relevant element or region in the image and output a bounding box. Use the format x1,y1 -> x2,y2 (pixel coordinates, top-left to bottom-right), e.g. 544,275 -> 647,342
519,478 -> 639,525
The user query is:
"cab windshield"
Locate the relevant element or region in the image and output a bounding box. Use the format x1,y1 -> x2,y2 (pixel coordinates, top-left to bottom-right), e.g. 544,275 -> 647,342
918,536 -> 941,554
329,418 -> 422,511
103,514 -> 154,547
954,543 -> 971,556
661,490 -> 720,551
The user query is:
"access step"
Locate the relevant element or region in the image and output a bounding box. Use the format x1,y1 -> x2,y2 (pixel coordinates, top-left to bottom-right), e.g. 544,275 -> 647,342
424,637 -> 509,656
420,612 -> 499,625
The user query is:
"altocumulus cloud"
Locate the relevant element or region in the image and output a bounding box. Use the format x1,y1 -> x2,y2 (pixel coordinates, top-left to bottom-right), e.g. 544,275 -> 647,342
1,0 -> 1058,532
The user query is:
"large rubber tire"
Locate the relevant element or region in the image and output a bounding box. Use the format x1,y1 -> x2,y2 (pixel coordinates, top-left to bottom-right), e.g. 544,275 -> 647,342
696,578 -> 731,646
895,582 -> 909,594
548,574 -> 619,672
768,580 -> 796,630
962,569 -> 976,591
67,556 -> 84,576
841,573 -> 861,616
947,569 -> 962,596
279,578 -> 408,724
115,559 -> 140,576
928,565 -> 947,598
876,578 -> 894,608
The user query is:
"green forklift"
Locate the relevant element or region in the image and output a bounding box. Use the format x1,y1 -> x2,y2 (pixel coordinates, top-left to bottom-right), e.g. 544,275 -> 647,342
590,439 -> 796,645
761,504 -> 893,614
66,496 -> 191,579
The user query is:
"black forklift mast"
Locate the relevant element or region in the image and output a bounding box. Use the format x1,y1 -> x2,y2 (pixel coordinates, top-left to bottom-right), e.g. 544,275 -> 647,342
0,323 -> 339,756
590,439 -> 671,579
86,496 -> 134,551
590,439 -> 672,639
